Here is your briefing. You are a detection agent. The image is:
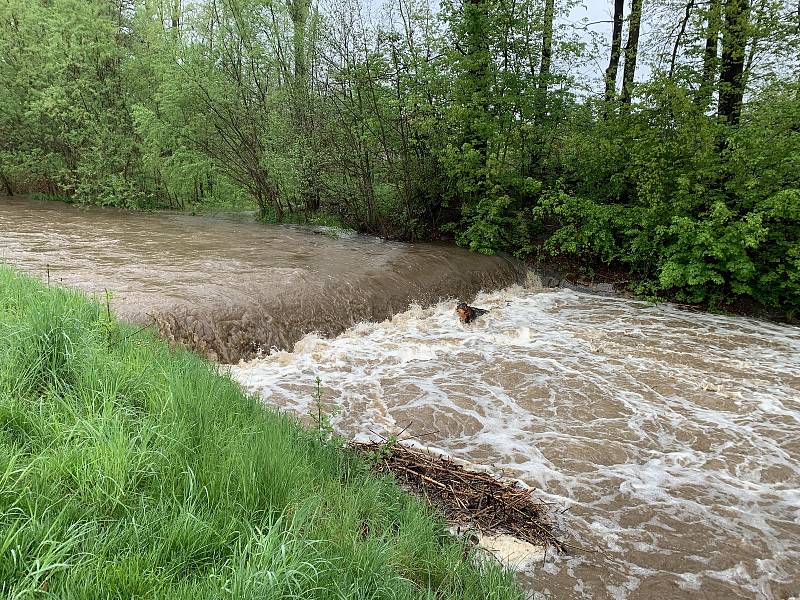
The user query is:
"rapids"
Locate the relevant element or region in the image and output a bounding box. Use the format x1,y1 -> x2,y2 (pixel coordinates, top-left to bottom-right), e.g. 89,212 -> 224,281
0,197 -> 521,362
232,288 -> 800,599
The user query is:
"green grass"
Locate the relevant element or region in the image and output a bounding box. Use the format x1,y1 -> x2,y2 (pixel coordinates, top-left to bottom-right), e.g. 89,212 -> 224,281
0,267 -> 523,599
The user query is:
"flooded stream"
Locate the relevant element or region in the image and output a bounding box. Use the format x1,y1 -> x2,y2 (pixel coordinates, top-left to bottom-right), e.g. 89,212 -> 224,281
2,197 -> 799,598
0,197 -> 520,362
232,289 -> 800,599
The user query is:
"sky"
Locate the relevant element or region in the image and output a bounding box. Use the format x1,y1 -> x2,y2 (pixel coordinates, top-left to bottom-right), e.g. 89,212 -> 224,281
566,2 -> 615,90
563,1 -> 656,94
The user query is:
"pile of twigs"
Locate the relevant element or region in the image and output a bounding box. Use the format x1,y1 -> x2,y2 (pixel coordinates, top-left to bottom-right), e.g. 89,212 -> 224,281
352,440 -> 566,553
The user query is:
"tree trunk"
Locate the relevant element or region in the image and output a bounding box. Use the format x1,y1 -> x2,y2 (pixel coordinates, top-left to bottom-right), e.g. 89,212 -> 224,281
0,172 -> 13,196
621,0 -> 644,104
718,0 -> 750,125
669,0 -> 694,80
535,0 -> 555,119
288,0 -> 311,84
463,0 -> 491,168
171,0 -> 180,28
696,0 -> 721,109
604,0 -> 625,105
171,0 -> 181,33
254,187 -> 274,220
288,0 -> 314,214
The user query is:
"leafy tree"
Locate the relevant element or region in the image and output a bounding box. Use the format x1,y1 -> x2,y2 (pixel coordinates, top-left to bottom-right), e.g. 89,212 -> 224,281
1,0 -> 798,314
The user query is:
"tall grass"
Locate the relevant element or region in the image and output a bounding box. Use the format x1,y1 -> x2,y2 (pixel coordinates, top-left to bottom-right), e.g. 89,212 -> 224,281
0,267 -> 524,599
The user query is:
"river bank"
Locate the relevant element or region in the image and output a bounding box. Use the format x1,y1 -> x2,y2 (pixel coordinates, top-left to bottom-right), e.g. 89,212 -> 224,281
0,266 -> 528,598
525,254 -> 799,326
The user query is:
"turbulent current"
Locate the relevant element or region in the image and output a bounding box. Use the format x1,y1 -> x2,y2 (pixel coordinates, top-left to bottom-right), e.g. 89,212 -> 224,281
2,197 -> 799,598
232,289 -> 800,599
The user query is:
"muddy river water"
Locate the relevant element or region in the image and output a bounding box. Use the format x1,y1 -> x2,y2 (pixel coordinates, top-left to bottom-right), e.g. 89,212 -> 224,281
2,197 -> 799,599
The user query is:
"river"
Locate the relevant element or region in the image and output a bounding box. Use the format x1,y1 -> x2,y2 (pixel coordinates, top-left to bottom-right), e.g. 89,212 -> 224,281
2,196 -> 799,599
0,197 -> 520,362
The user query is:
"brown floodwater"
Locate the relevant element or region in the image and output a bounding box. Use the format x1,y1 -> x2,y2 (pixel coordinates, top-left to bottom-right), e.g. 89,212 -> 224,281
2,196 -> 799,599
233,291 -> 800,600
0,196 -> 521,362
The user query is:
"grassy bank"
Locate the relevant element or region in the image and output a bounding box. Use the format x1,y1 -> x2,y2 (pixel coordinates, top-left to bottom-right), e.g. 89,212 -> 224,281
0,267 -> 523,599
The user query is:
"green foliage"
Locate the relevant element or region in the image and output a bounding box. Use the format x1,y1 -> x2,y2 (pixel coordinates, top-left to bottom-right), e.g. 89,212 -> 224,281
509,79 -> 799,313
751,189 -> 800,313
532,190 -> 634,263
365,436 -> 400,467
310,376 -> 341,446
659,203 -> 767,304
0,267 -> 524,598
1,0 -> 798,313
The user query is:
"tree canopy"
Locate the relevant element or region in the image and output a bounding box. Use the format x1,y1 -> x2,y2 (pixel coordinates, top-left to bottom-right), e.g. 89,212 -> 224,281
1,0 -> 798,314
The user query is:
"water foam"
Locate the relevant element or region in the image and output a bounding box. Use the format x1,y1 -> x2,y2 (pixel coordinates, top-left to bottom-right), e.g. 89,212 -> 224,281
230,288 -> 800,599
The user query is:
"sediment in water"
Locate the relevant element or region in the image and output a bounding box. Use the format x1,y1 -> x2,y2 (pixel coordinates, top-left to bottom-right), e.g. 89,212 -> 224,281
150,252 -> 524,363
0,196 -> 526,364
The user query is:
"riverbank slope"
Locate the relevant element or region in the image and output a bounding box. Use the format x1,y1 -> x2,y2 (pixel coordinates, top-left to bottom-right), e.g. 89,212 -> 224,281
0,266 -> 523,598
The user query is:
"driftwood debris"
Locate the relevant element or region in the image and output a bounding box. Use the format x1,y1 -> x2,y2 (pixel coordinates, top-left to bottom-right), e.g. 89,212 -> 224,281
352,441 -> 566,554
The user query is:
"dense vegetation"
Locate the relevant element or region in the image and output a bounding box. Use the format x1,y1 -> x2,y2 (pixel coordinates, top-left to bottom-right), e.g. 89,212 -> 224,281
0,266 -> 524,599
0,0 -> 798,313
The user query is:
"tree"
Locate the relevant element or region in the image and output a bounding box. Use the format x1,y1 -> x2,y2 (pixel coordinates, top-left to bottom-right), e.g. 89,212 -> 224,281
621,0 -> 644,104
288,0 -> 312,83
536,0 -> 556,118
696,0 -> 722,108
171,0 -> 180,33
460,0 -> 492,170
605,0 -> 626,104
718,0 -> 750,124
669,0 -> 694,81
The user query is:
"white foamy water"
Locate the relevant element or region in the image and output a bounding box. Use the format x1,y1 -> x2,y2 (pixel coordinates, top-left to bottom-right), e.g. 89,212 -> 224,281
230,287 -> 800,599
